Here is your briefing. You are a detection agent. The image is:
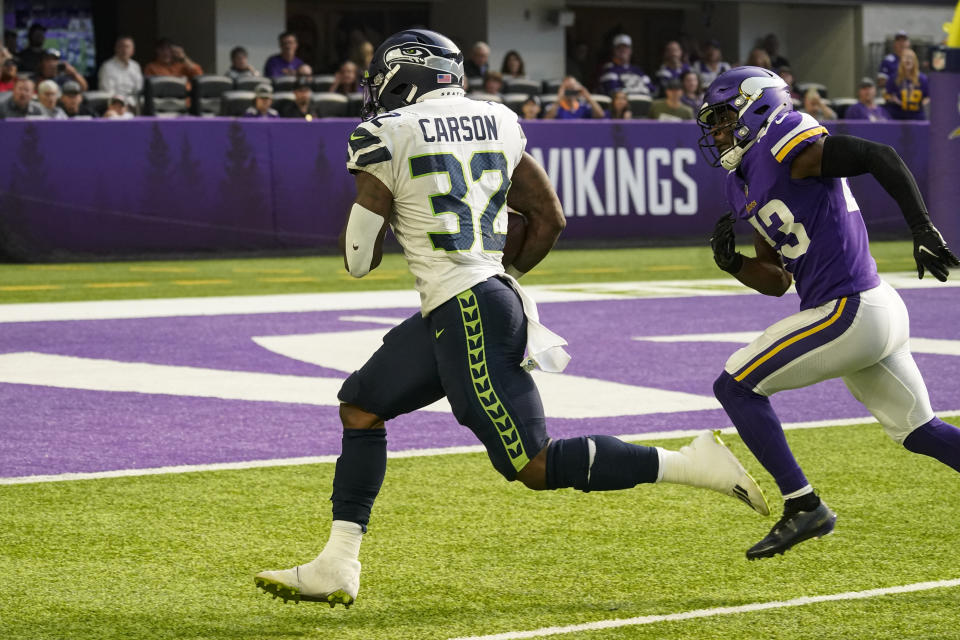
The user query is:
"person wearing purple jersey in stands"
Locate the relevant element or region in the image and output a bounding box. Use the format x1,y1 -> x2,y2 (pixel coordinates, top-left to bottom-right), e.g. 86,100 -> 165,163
264,31 -> 304,78
884,48 -> 929,120
597,34 -> 654,96
654,40 -> 690,94
877,30 -> 910,85
844,77 -> 888,121
698,66 -> 960,560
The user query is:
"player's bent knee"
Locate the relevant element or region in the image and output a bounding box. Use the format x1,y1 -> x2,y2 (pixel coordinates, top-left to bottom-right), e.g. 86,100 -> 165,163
516,446 -> 548,490
339,403 -> 385,430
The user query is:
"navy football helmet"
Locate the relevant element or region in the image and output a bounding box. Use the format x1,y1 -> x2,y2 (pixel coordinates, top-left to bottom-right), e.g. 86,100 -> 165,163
360,29 -> 465,120
697,66 -> 793,170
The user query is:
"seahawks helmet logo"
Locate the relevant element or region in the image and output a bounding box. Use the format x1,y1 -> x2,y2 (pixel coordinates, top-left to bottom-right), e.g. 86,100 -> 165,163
382,42 -> 462,76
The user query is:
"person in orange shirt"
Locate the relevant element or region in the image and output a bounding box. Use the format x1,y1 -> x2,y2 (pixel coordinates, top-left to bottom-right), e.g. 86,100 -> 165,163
143,38 -> 202,81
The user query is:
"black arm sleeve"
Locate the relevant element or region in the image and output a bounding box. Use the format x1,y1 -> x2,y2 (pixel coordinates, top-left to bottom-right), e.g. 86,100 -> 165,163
820,134 -> 930,230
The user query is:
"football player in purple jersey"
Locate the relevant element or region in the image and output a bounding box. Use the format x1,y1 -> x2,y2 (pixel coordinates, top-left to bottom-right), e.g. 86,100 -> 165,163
698,66 -> 960,559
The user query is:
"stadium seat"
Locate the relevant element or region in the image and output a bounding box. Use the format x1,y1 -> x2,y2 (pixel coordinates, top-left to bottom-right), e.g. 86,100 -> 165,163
502,92 -> 529,116
0,91 -> 10,106
503,78 -> 540,96
312,74 -> 335,92
797,82 -> 828,98
830,98 -> 857,119
272,75 -> 298,91
143,76 -> 188,116
310,92 -> 349,117
627,93 -> 652,118
236,76 -> 271,92
591,94 -> 612,111
272,91 -> 295,114
82,90 -> 111,116
467,91 -> 503,103
346,91 -> 364,117
541,78 -> 562,95
467,76 -> 484,91
221,90 -> 255,117
191,75 -> 233,116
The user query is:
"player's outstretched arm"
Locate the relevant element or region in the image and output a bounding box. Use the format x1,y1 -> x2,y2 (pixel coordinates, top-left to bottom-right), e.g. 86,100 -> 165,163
792,135 -> 960,281
338,171 -> 392,278
711,213 -> 792,296
505,152 -> 566,276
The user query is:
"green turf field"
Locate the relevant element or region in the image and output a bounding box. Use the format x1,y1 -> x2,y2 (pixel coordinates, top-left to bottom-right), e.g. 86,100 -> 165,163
0,240 -> 917,304
2,424 -> 959,640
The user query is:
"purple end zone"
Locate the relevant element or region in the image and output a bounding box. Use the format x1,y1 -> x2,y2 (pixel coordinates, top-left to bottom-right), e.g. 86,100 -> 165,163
1,289 -> 957,477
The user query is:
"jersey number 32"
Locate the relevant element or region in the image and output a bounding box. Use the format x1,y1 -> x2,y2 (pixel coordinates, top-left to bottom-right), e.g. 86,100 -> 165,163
410,151 -> 509,252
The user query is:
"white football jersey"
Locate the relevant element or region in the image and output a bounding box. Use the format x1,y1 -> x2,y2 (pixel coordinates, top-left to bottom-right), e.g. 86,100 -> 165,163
346,97 -> 526,314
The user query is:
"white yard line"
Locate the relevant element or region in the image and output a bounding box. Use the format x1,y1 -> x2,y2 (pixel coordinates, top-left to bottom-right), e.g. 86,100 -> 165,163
3,411 -> 958,486
448,578 -> 960,640
0,273 -> 949,323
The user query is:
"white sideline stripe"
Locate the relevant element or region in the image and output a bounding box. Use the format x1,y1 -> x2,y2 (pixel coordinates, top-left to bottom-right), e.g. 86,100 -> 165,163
1,273 -> 951,323
448,578 -> 960,640
3,410 -> 958,486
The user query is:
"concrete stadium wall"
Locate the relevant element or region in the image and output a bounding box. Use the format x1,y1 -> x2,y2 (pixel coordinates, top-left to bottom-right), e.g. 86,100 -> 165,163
214,0 -> 285,77
0,119 -> 931,261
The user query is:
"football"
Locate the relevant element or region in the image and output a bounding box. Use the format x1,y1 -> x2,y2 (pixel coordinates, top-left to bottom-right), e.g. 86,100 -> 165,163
502,211 -> 527,268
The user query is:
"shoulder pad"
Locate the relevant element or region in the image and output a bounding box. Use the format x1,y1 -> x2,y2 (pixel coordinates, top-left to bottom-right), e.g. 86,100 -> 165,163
765,111 -> 828,164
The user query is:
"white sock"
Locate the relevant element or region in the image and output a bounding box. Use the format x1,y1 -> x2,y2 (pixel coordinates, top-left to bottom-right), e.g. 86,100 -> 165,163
783,484 -> 813,500
655,447 -> 693,485
318,520 -> 364,561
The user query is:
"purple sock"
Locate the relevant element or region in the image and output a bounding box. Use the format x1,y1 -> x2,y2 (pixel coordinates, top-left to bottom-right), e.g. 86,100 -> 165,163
903,418 -> 960,472
713,371 -> 809,495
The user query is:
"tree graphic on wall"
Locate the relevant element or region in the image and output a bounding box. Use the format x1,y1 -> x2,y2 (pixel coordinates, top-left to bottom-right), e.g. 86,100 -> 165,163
141,122 -> 175,219
178,133 -> 206,210
0,124 -> 54,260
219,121 -> 264,238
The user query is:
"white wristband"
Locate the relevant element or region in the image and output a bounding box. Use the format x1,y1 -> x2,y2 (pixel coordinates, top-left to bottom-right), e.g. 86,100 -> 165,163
505,265 -> 526,279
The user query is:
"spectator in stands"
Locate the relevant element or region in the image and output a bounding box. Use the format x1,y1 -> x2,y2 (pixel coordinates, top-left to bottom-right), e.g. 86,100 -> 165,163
16,23 -> 47,74
280,75 -> 318,120
680,69 -> 703,112
3,29 -> 17,59
648,77 -> 694,121
520,95 -> 541,120
329,60 -> 359,94
544,75 -> 604,119
598,34 -> 654,96
776,66 -> 802,101
746,48 -> 772,69
0,58 -> 17,92
878,30 -> 910,85
801,87 -> 837,122
566,41 -> 591,85
606,89 -> 632,119
225,46 -> 259,81
103,94 -> 133,119
762,34 -> 789,70
655,41 -> 690,93
264,31 -> 303,78
99,36 -> 143,100
845,77 -> 889,121
884,48 -> 929,121
144,38 -> 203,81
692,40 -> 730,88
481,70 -> 504,97
36,50 -> 88,91
464,42 -> 490,78
351,40 -> 374,72
0,77 -> 42,118
0,43 -> 13,67
59,80 -> 95,118
35,79 -> 67,118
244,84 -> 279,118
501,50 -> 525,79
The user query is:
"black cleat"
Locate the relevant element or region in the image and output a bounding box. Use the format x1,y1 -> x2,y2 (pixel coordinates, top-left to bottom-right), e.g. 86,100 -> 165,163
746,499 -> 836,560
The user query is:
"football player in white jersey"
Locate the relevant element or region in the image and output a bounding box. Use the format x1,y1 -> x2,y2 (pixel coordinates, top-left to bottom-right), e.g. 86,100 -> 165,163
254,29 -> 769,607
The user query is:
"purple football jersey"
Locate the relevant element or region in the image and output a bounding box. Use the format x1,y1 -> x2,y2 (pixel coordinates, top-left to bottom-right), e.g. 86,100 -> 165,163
884,73 -> 929,121
724,110 -> 880,310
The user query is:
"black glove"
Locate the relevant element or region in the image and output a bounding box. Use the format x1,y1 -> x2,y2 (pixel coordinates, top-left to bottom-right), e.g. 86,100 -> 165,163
912,222 -> 960,282
711,212 -> 744,274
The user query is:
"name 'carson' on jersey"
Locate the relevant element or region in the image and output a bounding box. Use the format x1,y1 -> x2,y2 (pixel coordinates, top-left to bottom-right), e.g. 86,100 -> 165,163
347,97 -> 525,314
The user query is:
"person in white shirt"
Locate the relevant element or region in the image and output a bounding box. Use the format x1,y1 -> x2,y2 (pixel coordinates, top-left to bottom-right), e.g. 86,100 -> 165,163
98,36 -> 143,100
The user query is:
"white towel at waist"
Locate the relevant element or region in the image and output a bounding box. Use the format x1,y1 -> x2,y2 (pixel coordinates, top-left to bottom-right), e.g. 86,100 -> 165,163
497,274 -> 571,373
